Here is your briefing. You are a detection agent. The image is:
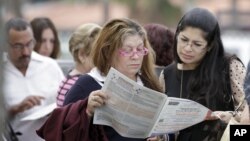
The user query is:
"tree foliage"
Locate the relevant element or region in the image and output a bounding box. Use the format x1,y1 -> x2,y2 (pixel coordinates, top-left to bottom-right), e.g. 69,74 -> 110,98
112,0 -> 181,28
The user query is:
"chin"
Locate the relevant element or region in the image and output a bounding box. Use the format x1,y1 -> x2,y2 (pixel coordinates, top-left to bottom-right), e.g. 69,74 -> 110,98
132,70 -> 140,76
180,58 -> 194,64
40,52 -> 50,57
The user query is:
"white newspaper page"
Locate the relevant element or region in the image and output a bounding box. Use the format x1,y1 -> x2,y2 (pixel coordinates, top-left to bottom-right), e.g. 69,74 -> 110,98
150,97 -> 211,135
21,103 -> 56,121
93,68 -> 167,138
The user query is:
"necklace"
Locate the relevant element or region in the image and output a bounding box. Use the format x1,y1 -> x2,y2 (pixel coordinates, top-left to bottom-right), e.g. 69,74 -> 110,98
180,69 -> 183,98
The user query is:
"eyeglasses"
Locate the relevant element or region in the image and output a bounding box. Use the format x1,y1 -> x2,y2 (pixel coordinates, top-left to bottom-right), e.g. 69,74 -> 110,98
119,47 -> 149,57
9,39 -> 35,51
177,36 -> 207,52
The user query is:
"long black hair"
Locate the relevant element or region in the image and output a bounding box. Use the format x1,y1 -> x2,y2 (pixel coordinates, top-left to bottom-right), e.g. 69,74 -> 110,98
174,8 -> 234,110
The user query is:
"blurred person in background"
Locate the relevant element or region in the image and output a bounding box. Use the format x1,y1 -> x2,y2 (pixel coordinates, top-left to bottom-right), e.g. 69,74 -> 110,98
37,18 -> 166,141
3,18 -> 64,141
241,61 -> 250,124
244,61 -> 250,103
30,17 -> 61,59
144,23 -> 174,76
144,24 -> 175,141
56,23 -> 101,107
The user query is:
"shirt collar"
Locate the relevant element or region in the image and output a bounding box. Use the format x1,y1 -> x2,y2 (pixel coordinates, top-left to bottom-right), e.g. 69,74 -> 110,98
88,67 -> 143,86
88,67 -> 106,83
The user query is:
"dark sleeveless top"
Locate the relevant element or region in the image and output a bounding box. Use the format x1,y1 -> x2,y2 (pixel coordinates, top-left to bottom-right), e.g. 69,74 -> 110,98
163,63 -> 234,141
163,63 -> 190,99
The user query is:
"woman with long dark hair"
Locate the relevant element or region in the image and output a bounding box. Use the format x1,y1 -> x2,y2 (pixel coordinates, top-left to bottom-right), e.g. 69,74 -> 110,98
160,8 -> 247,141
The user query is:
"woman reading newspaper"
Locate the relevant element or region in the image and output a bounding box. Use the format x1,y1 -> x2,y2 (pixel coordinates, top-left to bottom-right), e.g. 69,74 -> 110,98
159,8 -> 248,141
37,18 -> 167,141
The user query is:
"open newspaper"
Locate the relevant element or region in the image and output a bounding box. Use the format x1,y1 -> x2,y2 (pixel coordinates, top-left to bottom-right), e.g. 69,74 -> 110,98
93,68 -> 212,138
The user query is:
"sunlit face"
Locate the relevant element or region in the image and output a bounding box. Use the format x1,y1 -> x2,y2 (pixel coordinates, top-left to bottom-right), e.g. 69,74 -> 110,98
112,34 -> 146,80
38,28 -> 55,57
8,27 -> 34,71
177,27 -> 208,68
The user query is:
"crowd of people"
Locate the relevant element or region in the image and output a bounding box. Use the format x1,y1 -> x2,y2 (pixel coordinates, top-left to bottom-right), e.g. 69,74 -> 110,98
3,18 -> 64,141
2,7 -> 250,141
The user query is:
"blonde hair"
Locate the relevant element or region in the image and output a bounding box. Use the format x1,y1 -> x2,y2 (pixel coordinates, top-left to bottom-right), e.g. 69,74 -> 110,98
69,23 -> 101,63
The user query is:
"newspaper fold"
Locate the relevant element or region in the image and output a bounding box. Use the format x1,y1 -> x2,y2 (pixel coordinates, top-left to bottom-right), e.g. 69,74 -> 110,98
93,68 -> 211,138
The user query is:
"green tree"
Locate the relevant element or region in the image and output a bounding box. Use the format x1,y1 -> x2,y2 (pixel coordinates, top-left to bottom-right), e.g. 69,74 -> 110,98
113,0 -> 181,27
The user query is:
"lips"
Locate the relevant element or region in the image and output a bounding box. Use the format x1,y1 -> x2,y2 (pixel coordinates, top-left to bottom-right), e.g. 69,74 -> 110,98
130,64 -> 140,66
20,56 -> 31,60
181,53 -> 193,60
129,64 -> 141,68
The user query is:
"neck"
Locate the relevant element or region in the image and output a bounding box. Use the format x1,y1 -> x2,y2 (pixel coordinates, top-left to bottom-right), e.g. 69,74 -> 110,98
69,63 -> 90,76
127,74 -> 137,81
19,68 -> 27,76
155,65 -> 165,69
177,63 -> 197,70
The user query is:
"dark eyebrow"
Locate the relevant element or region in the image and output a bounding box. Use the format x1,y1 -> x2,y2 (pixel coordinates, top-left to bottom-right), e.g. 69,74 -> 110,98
180,34 -> 188,39
180,34 -> 204,44
12,43 -> 23,46
13,39 -> 33,45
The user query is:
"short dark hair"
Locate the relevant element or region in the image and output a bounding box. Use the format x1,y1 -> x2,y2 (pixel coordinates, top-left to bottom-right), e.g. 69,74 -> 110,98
5,18 -> 31,41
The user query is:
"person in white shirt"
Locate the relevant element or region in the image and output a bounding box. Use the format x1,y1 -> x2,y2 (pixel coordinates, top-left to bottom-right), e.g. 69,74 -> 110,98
3,18 -> 64,141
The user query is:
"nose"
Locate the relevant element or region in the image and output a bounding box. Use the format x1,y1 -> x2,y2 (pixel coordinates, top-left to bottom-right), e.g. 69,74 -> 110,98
45,41 -> 52,49
184,43 -> 193,51
131,51 -> 140,59
22,46 -> 31,55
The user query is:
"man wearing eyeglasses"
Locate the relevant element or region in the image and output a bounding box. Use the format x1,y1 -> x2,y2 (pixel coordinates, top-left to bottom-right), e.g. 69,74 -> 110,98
3,18 -> 64,141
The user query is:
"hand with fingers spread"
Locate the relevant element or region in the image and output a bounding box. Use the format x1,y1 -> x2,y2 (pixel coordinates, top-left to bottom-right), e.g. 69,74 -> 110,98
86,90 -> 108,117
9,95 -> 45,116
